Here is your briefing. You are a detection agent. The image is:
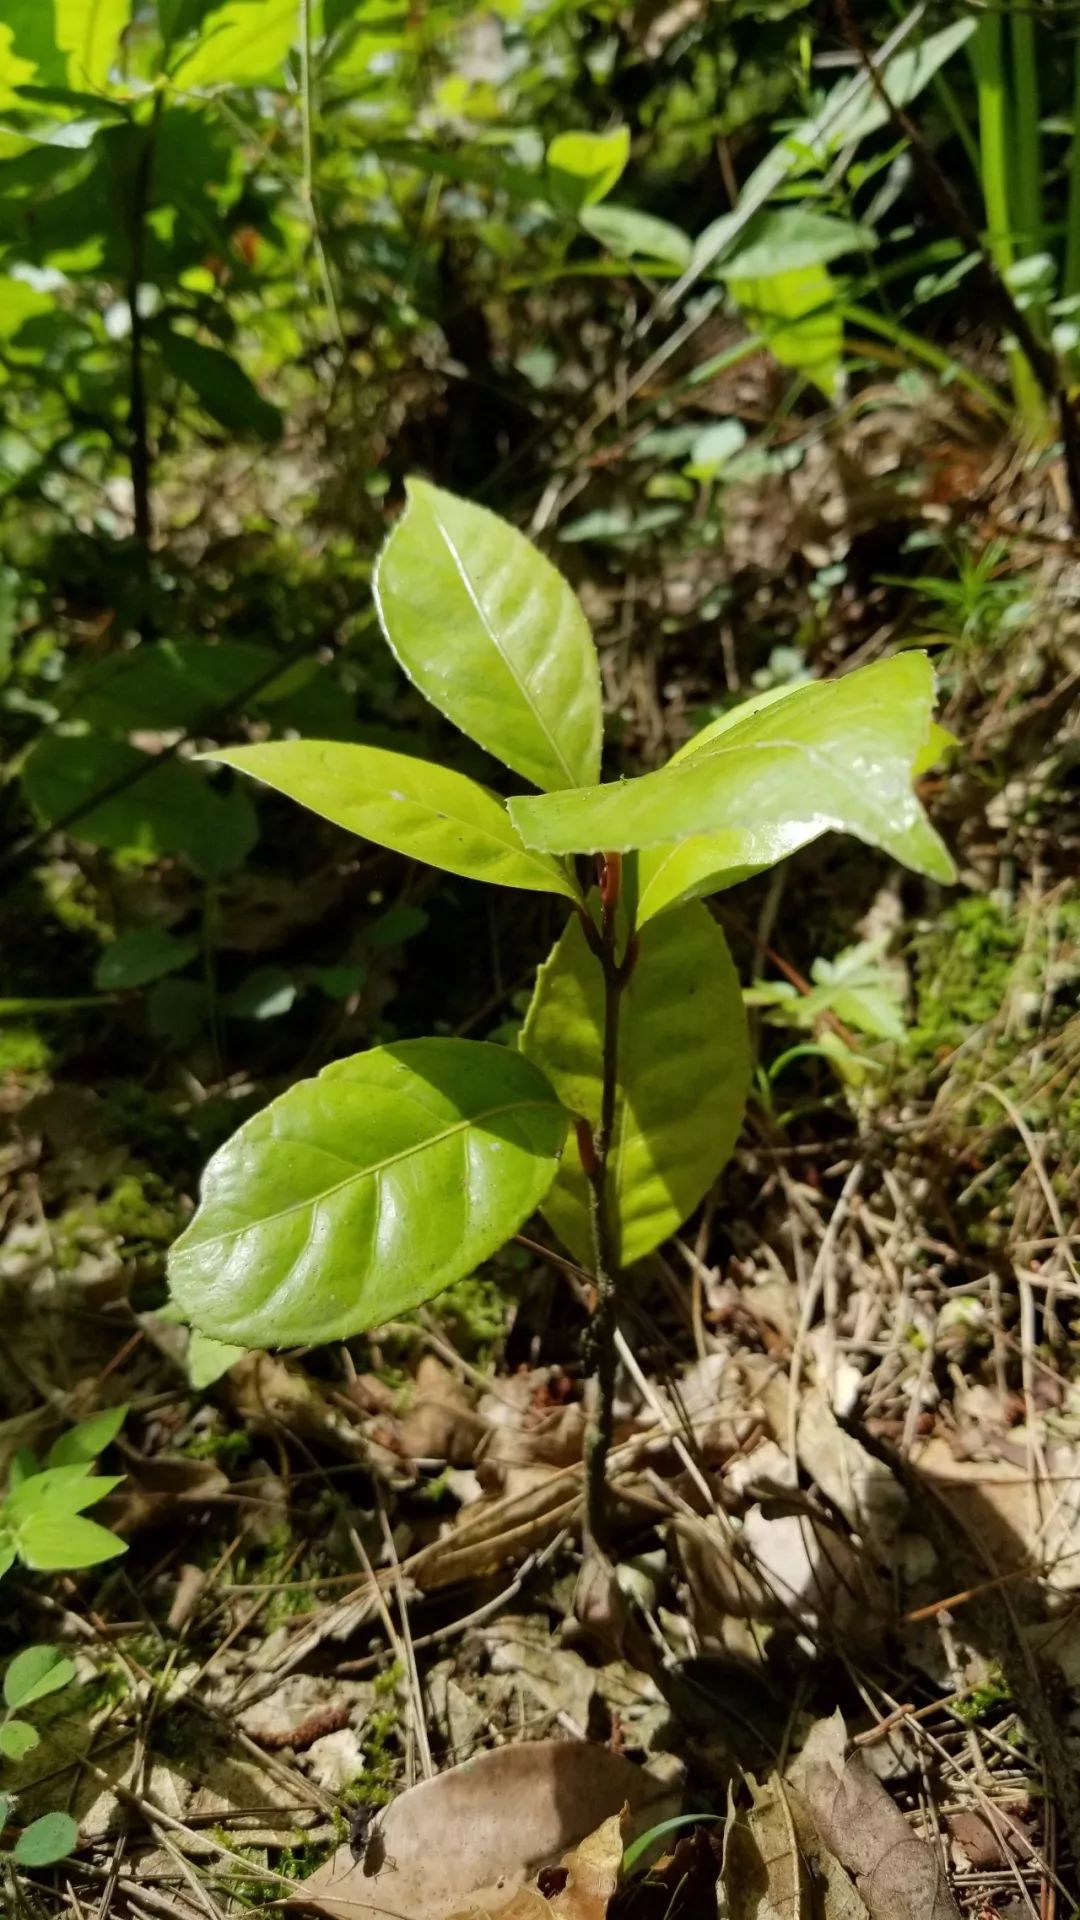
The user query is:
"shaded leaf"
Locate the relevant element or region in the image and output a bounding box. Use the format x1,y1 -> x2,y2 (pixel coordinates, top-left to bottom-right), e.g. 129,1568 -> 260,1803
521,901 -> 750,1266
580,204 -> 691,267
717,209 -> 874,280
11,1811 -> 79,1867
47,1405 -> 126,1466
374,480 -> 602,794
159,328 -> 283,440
510,656 -> 955,908
187,1328 -> 247,1389
23,734 -> 258,877
0,1719 -> 39,1760
212,740 -> 579,898
94,929 -> 197,991
4,1645 -> 75,1710
168,1038 -> 566,1348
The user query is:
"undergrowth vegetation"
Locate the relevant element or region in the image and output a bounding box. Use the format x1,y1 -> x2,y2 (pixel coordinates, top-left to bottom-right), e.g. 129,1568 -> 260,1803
0,2 -> 1077,1917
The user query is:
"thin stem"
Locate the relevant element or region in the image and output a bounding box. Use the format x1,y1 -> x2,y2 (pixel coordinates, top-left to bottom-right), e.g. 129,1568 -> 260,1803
969,9 -> 1046,431
127,92 -> 164,555
1064,26 -> 1080,299
582,854 -> 633,1551
299,0 -> 344,348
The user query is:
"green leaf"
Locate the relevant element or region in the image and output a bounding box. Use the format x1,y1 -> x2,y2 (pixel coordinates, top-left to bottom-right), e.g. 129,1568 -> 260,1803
222,966 -> 296,1019
510,655 -> 956,914
187,1328 -> 246,1389
169,0 -> 296,87
546,128 -> 629,210
4,1646 -> 75,1710
54,0 -> 130,92
67,639 -> 297,732
212,741 -> 579,899
47,1405 -> 126,1467
373,480 -> 602,793
14,1512 -> 125,1572
716,209 -> 873,280
159,329 -> 283,441
22,734 -> 258,877
6,1468 -> 124,1523
0,1719 -> 39,1760
12,1811 -> 79,1866
580,204 -> 691,267
168,1038 -> 567,1347
94,929 -> 197,991
520,901 -> 750,1267
730,262 -> 842,398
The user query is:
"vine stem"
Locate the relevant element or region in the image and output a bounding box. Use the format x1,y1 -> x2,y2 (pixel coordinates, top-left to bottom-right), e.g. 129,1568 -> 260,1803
581,853 -> 636,1550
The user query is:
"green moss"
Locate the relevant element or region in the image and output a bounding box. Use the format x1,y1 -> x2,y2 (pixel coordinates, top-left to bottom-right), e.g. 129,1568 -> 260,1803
906,896 -> 1025,1062
181,1426 -> 253,1469
96,1172 -> 178,1244
954,1667 -> 1012,1723
0,1022 -> 53,1076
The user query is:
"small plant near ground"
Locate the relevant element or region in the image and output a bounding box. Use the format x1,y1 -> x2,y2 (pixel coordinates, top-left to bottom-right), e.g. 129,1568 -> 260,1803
0,1408 -> 127,1583
1,1646 -> 81,1881
167,481 -> 955,1540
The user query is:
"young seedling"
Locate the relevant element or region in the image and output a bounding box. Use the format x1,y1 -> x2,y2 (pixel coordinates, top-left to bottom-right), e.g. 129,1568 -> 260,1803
1,1646 -> 80,1882
167,480 -> 954,1541
0,1407 -> 127,1582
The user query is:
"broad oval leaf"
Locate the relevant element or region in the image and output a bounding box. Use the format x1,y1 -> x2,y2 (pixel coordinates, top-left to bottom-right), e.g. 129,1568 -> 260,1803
0,1720 -> 39,1760
510,655 -> 956,916
12,1811 -> 79,1867
520,901 -> 750,1267
159,328 -> 282,441
546,127 -> 629,210
373,480 -> 602,794
210,740 -> 579,899
580,204 -> 691,267
3,1645 -> 75,1711
168,1039 -> 567,1347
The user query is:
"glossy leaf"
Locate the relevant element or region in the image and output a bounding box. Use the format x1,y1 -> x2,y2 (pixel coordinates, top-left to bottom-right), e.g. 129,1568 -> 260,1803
520,902 -> 750,1267
170,0 -> 296,87
3,1645 -> 75,1710
0,1720 -> 39,1760
168,1039 -> 566,1347
46,1405 -> 126,1467
546,127 -> 629,209
159,329 -> 283,441
510,655 -> 956,917
211,740 -> 579,899
373,479 -> 602,793
12,1811 -> 79,1867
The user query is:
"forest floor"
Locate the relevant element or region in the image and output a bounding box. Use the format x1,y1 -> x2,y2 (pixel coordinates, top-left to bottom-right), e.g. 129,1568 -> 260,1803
0,379 -> 1078,1920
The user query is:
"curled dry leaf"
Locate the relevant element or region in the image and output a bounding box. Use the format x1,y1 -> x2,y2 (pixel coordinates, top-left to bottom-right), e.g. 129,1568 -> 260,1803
395,1354 -> 487,1466
292,1740 -> 677,1919
790,1714 -> 961,1920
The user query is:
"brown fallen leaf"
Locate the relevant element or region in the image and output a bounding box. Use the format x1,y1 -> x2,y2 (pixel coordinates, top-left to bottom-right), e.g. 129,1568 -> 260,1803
790,1714 -> 960,1920
289,1739 -> 679,1919
723,1775 -> 806,1920
395,1354 -> 486,1465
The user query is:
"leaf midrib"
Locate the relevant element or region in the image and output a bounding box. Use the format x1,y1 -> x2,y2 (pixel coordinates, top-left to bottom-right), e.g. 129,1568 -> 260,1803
174,1097 -> 561,1259
429,498 -> 578,788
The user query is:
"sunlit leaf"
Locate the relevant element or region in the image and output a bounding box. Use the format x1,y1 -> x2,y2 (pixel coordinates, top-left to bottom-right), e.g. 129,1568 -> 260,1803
510,655 -> 956,916
4,1645 -> 76,1710
546,127 -> 629,209
730,262 -> 842,397
170,0 -> 296,87
373,480 -> 602,793
212,740 -> 579,898
14,1512 -> 125,1571
55,0 -> 130,92
521,901 -> 750,1266
168,1039 -> 566,1346
47,1405 -> 126,1467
